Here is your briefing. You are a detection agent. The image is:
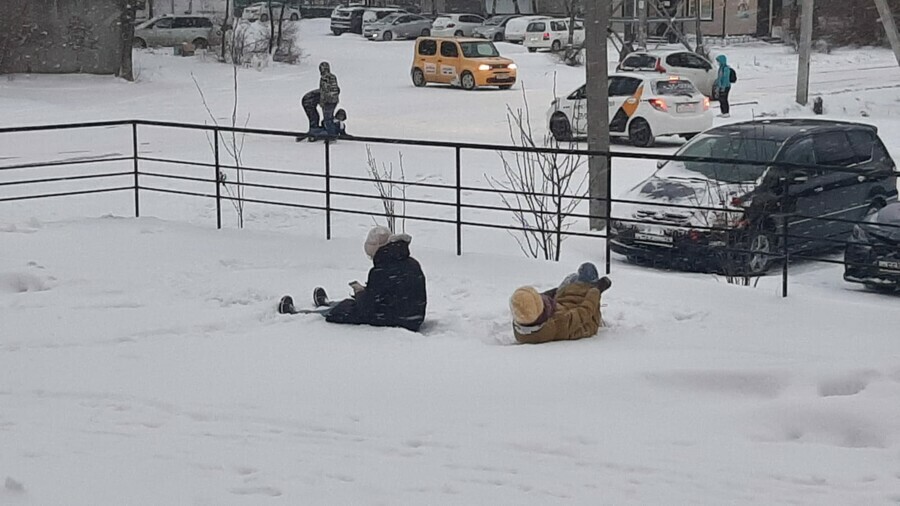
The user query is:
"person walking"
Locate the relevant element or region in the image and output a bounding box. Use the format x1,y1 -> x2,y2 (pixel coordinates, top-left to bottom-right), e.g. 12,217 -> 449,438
715,54 -> 735,118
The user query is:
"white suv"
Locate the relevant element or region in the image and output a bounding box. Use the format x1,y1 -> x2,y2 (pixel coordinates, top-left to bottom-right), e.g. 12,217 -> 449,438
431,14 -> 486,37
524,18 -> 584,52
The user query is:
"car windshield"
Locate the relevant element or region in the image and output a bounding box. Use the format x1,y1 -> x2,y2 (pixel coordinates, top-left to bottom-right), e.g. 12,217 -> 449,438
460,41 -> 500,58
484,16 -> 505,25
660,134 -> 782,183
655,80 -> 697,96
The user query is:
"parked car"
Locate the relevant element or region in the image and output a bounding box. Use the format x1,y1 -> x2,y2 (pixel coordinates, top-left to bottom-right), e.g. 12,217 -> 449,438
472,14 -> 522,41
241,2 -> 302,22
431,14 -> 486,37
609,119 -> 898,275
364,13 -> 432,40
547,74 -> 712,146
618,50 -> 717,97
411,37 -> 517,90
524,17 -> 584,52
133,15 -> 221,49
331,4 -> 367,35
844,201 -> 900,290
503,15 -> 549,43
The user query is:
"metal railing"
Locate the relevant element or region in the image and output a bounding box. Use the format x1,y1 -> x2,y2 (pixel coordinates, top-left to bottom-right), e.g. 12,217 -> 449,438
2,119 -> 899,298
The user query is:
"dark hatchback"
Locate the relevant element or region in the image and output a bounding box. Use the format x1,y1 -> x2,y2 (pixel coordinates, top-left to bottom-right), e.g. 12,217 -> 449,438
844,202 -> 900,290
610,119 -> 898,275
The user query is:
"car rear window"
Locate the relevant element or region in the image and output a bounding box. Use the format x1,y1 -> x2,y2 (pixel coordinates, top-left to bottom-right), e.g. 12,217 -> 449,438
418,39 -> 437,56
622,54 -> 658,69
813,131 -> 857,166
526,22 -> 546,32
847,129 -> 876,164
654,80 -> 697,96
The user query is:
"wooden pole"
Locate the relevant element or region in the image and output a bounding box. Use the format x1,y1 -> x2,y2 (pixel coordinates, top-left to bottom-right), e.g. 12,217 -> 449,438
874,0 -> 900,67
796,0 -> 813,105
586,0 -> 610,230
637,0 -> 647,49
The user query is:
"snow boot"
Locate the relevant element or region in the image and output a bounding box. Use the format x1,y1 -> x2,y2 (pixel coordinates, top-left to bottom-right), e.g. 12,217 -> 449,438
596,276 -> 612,295
313,287 -> 329,307
278,295 -> 296,314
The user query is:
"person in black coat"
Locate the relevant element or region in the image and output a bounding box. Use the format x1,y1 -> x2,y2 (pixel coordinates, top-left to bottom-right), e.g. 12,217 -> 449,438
279,226 -> 427,331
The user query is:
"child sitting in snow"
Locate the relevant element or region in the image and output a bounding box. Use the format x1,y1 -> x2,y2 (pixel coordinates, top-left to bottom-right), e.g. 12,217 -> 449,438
509,263 -> 611,345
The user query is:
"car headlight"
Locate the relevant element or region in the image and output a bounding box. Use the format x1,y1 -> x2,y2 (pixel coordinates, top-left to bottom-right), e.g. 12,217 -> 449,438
507,63 -> 517,69
478,64 -> 490,71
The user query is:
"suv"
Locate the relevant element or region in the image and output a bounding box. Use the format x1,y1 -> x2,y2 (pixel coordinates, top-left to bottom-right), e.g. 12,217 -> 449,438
618,50 -> 717,97
524,18 -> 584,52
241,2 -> 302,22
133,15 -> 220,49
610,119 -> 898,274
331,4 -> 366,35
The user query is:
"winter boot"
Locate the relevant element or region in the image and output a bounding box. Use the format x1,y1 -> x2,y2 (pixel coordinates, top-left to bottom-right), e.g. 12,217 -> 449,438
278,295 -> 295,314
313,287 -> 329,307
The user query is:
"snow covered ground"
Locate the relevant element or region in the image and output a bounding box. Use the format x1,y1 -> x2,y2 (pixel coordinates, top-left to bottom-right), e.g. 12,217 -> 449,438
2,19 -> 900,505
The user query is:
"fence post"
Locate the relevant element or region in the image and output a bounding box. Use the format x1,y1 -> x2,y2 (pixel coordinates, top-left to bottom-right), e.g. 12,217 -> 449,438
325,139 -> 332,240
214,127 -> 222,230
781,178 -> 790,297
455,146 -> 462,256
132,122 -> 140,218
605,153 -> 613,275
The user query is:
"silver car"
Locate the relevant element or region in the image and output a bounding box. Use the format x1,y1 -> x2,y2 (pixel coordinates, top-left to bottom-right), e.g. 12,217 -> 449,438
364,13 -> 433,41
472,15 -> 521,41
133,15 -> 220,49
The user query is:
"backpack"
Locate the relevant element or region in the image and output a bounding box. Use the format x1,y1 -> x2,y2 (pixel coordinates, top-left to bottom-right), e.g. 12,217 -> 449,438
729,68 -> 737,84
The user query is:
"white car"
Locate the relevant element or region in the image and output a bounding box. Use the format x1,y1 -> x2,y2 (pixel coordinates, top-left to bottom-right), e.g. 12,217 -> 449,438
242,2 -> 301,23
524,18 -> 584,52
547,73 -> 713,147
431,14 -> 485,37
618,50 -> 718,97
504,15 -> 549,43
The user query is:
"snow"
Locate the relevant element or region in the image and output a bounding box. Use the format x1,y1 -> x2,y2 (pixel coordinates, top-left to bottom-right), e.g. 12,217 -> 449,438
2,19 -> 900,505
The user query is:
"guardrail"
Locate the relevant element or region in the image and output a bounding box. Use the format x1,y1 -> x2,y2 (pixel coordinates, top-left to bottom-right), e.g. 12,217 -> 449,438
2,119 -> 898,298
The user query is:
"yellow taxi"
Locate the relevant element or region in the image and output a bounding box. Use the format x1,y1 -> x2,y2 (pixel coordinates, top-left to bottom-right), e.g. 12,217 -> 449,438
411,37 -> 517,90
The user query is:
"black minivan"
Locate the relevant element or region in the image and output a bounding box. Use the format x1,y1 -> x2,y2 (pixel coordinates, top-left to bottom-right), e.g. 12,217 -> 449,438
610,119 -> 898,274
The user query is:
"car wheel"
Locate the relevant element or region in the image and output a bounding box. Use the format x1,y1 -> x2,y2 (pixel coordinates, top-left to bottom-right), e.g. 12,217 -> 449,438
628,118 -> 654,147
132,37 -> 147,49
290,13 -> 300,21
460,71 -> 476,90
454,30 -> 464,37
260,14 -> 269,23
192,38 -> 208,49
493,32 -> 504,42
412,68 -> 427,87
551,40 -> 561,52
745,231 -> 776,276
332,29 -> 343,36
549,113 -> 573,142
527,47 -> 537,53
383,30 -> 393,41
421,28 -> 431,36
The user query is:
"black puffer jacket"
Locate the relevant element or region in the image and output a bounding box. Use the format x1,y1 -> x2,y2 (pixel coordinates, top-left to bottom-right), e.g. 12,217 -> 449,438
326,238 -> 427,331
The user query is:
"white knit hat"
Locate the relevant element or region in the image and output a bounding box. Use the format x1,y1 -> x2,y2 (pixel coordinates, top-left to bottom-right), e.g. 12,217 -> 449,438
364,226 -> 392,258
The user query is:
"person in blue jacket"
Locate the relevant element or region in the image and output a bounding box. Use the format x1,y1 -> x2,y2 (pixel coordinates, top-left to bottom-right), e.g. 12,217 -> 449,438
715,54 -> 735,118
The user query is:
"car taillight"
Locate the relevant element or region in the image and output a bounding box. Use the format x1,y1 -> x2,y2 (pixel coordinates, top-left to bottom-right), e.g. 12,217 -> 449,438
703,97 -> 710,110
543,32 -> 550,40
648,98 -> 668,112
655,60 -> 666,73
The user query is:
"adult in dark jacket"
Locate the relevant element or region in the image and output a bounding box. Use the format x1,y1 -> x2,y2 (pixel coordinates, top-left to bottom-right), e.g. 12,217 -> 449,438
318,61 -> 341,136
278,226 -> 427,331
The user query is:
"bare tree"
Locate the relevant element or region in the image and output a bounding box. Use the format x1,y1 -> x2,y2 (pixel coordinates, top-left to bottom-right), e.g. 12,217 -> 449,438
488,88 -> 587,261
366,147 -> 408,234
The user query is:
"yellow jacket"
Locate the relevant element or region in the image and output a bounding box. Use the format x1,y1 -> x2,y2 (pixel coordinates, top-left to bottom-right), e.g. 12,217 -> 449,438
513,282 -> 601,344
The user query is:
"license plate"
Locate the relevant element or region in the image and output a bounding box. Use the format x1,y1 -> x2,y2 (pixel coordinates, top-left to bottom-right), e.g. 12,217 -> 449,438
676,103 -> 697,113
878,260 -> 900,271
634,232 -> 673,246
495,72 -> 509,79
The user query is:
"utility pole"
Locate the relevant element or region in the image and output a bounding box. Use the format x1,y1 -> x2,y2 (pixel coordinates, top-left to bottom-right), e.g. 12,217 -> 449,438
795,0 -> 813,105
636,0 -> 647,48
585,0 -> 610,230
874,0 -> 900,67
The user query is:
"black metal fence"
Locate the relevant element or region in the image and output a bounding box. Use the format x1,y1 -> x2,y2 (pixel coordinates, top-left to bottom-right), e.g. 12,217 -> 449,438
2,119 -> 898,298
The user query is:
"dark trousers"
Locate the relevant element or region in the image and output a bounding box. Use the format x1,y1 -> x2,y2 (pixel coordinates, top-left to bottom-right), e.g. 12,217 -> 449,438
322,102 -> 337,135
301,90 -> 321,130
719,86 -> 731,114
